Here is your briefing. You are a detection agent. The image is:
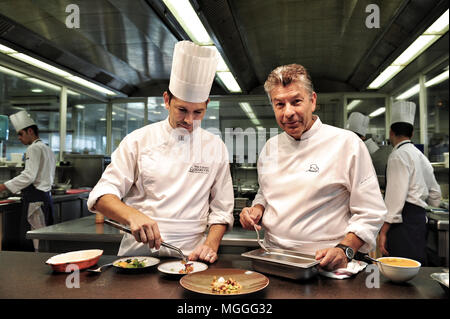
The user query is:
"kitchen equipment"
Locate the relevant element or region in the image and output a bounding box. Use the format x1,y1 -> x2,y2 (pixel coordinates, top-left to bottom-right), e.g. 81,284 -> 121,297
241,248 -> 319,280
104,219 -> 188,262
376,257 -> 421,283
45,249 -> 103,272
112,256 -> 160,273
179,268 -> 269,296
430,272 -> 449,294
157,260 -> 208,275
254,224 -> 269,253
87,262 -> 113,273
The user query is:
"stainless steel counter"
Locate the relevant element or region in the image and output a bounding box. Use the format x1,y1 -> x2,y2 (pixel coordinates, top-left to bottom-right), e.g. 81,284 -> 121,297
26,214 -> 262,254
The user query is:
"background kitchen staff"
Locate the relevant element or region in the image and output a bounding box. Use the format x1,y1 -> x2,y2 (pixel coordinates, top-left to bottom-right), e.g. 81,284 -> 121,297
379,101 -> 441,265
347,111 -> 380,155
0,110 -> 55,251
88,41 -> 234,263
240,64 -> 387,271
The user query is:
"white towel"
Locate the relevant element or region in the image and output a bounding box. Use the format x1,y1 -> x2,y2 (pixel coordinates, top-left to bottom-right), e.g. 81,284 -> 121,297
319,260 -> 368,279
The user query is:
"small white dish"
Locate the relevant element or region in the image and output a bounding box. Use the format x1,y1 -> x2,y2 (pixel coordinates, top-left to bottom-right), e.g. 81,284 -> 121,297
158,260 -> 208,275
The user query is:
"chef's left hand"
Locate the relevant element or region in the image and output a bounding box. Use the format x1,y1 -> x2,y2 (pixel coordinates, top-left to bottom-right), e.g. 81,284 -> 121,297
315,247 -> 348,271
188,244 -> 218,264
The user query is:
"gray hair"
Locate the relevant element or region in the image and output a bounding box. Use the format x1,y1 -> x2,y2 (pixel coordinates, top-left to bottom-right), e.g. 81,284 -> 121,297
264,64 -> 315,98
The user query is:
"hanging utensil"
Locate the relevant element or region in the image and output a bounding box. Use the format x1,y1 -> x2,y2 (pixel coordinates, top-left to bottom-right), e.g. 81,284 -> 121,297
104,219 -> 188,262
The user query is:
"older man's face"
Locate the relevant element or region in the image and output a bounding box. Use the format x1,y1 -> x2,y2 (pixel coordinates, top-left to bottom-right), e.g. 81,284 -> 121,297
270,82 -> 317,140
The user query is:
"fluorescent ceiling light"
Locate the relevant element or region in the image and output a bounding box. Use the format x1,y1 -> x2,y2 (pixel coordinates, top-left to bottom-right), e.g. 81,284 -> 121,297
31,89 -> 43,93
250,118 -> 261,126
368,65 -> 402,89
0,44 -> 17,54
209,116 -> 217,120
368,9 -> 449,89
0,44 -> 117,96
24,77 -> 61,91
395,68 -> 449,100
0,65 -> 26,78
347,99 -> 362,111
162,0 -> 213,45
369,107 -> 385,118
239,102 -> 261,125
75,104 -> 85,109
210,46 -> 229,72
10,52 -> 72,77
217,72 -> 242,93
66,76 -> 116,95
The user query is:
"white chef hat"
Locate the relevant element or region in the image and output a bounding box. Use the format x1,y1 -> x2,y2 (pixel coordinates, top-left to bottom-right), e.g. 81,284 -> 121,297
347,112 -> 369,137
364,138 -> 380,155
390,101 -> 416,126
9,110 -> 36,132
169,41 -> 219,103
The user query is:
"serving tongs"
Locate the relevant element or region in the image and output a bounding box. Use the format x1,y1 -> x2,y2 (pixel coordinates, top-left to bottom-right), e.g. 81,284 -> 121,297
104,219 -> 188,262
254,224 -> 270,254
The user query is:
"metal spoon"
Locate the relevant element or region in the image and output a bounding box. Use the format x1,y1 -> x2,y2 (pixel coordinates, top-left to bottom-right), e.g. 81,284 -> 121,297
254,224 -> 270,253
362,254 -> 379,263
87,263 -> 113,273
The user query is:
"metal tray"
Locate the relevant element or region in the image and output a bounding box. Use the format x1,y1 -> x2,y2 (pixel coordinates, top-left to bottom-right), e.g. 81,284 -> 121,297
241,248 -> 319,280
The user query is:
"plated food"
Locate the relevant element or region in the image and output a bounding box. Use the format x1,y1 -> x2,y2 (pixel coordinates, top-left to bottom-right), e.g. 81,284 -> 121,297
112,256 -> 160,272
157,260 -> 208,275
211,276 -> 242,294
180,268 -> 269,296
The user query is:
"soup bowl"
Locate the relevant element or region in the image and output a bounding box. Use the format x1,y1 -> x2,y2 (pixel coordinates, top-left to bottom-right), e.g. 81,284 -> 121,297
377,257 -> 421,283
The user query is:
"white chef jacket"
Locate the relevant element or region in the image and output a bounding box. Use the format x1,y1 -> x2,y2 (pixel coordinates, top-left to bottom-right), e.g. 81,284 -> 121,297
384,140 -> 441,223
252,117 -> 387,254
4,139 -> 55,194
88,117 -> 234,256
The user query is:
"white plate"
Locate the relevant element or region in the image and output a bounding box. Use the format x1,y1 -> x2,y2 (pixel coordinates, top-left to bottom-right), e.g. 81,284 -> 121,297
113,256 -> 160,270
158,260 -> 208,275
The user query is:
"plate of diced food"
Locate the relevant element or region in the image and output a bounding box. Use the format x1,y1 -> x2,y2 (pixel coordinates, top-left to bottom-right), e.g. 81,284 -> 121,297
112,256 -> 160,273
179,268 -> 269,295
157,260 -> 208,276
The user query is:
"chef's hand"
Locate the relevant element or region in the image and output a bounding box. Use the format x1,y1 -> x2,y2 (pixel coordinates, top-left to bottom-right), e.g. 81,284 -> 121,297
128,212 -> 163,250
239,204 -> 264,230
189,244 -> 218,264
378,222 -> 390,256
315,247 -> 348,271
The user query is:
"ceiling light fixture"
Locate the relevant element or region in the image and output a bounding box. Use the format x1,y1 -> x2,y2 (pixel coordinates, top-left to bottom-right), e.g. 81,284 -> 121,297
0,44 -> 118,96
369,107 -> 386,118
368,9 -> 449,89
239,102 -> 261,125
346,99 -> 362,111
162,0 -> 242,93
395,68 -> 449,100
31,88 -> 43,93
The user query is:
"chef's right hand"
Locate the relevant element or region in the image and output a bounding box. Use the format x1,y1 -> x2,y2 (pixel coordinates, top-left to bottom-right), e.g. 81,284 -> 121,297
128,213 -> 162,250
239,205 -> 264,230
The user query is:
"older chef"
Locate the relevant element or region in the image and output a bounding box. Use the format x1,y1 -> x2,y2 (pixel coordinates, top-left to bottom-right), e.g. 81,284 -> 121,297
0,111 -> 55,251
347,112 -> 380,155
88,41 -> 234,263
379,101 -> 441,265
240,64 -> 387,270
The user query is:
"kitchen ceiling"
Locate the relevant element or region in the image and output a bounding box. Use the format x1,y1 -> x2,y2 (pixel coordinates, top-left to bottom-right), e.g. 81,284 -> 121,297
0,0 -> 448,102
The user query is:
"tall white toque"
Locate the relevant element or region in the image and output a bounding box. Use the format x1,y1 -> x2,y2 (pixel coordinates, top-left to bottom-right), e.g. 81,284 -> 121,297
391,101 -> 416,126
169,41 -> 219,103
347,112 -> 370,137
10,110 -> 36,132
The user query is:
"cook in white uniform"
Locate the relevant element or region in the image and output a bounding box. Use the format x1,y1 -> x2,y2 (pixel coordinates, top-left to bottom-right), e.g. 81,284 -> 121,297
88,41 -> 234,263
0,110 -> 56,251
347,112 -> 380,155
379,101 -> 441,265
240,64 -> 387,271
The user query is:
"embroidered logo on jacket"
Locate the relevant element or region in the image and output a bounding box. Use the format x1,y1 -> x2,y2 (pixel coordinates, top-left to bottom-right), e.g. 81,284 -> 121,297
188,164 -> 210,174
306,164 -> 319,173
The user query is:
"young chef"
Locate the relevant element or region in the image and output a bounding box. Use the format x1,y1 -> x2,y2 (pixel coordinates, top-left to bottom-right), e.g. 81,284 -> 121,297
0,110 -> 56,251
379,101 -> 441,265
347,111 -> 380,154
239,64 -> 387,271
88,41 -> 234,263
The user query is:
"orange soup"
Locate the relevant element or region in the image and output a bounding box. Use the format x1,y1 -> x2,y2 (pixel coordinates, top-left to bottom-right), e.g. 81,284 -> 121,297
380,258 -> 419,267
